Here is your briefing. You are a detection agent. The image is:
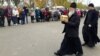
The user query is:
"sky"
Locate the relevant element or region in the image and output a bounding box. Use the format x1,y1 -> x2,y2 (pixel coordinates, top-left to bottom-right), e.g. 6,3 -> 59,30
82,0 -> 100,6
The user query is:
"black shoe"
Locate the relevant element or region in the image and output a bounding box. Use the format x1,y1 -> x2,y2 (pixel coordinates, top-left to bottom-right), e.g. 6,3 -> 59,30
88,43 -> 95,48
0,25 -> 5,27
76,53 -> 83,56
2,25 -> 5,27
82,43 -> 87,46
8,25 -> 11,26
54,52 -> 63,56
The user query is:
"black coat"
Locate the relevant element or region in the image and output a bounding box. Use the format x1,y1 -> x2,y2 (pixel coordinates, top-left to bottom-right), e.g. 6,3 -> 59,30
62,12 -> 80,37
82,9 -> 100,46
84,9 -> 99,26
84,9 -> 99,34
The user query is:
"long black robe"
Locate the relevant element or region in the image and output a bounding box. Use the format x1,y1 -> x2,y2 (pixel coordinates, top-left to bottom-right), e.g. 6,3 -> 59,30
57,12 -> 83,55
82,9 -> 100,47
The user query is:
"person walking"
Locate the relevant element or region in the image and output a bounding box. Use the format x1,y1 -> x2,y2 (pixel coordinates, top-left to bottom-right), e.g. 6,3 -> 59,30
54,2 -> 83,56
82,3 -> 100,47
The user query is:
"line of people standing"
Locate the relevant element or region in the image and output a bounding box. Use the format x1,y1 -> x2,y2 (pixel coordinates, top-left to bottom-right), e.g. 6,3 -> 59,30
0,6 -> 29,27
0,6 -> 61,27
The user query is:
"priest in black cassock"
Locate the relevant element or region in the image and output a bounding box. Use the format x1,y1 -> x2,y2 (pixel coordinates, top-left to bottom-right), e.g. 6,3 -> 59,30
82,3 -> 100,47
54,2 -> 83,56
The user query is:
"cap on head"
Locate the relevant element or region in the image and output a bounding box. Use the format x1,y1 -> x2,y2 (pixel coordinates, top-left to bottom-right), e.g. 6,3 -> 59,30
70,2 -> 77,8
88,3 -> 94,7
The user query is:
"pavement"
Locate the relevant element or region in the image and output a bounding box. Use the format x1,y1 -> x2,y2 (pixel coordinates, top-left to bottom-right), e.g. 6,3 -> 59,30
0,18 -> 100,56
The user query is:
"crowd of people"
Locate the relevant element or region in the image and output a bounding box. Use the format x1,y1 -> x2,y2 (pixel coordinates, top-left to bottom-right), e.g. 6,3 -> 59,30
0,6 -> 66,27
0,6 -> 29,27
0,5 -> 89,27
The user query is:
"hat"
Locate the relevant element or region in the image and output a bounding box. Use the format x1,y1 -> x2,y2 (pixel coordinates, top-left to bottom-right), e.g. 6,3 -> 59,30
88,3 -> 94,7
70,2 -> 77,8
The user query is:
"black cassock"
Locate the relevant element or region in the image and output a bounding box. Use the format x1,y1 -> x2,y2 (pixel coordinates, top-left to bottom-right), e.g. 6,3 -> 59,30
57,12 -> 83,55
82,9 -> 100,47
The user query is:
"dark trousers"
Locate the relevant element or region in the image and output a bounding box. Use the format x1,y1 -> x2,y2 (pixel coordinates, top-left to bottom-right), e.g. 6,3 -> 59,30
36,16 -> 40,22
31,16 -> 34,23
7,17 -> 12,26
17,17 -> 20,24
0,17 -> 2,26
40,15 -> 44,22
12,16 -> 17,24
0,16 -> 5,27
44,16 -> 50,21
58,34 -> 83,55
21,16 -> 25,24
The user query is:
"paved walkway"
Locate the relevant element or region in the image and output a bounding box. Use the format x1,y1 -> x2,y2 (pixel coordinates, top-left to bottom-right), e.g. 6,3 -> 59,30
0,18 -> 100,56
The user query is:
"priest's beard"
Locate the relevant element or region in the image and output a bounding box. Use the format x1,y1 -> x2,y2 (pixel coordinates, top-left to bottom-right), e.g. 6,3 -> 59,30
68,10 -> 75,18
